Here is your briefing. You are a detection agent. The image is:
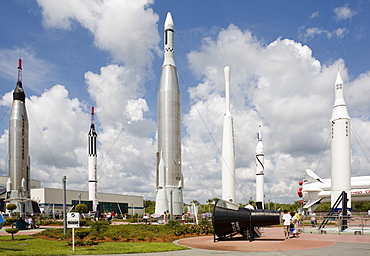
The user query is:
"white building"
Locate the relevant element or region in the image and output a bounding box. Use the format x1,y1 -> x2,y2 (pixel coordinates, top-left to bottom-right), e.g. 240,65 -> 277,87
0,176 -> 144,216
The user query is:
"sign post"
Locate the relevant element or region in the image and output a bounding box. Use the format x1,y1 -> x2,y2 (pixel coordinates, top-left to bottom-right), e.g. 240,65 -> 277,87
67,212 -> 80,252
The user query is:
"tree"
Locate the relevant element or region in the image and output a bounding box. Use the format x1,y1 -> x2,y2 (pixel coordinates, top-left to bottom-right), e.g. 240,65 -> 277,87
143,199 -> 155,214
6,204 -> 17,217
74,204 -> 88,215
190,200 -> 200,205
5,228 -> 19,240
206,199 -> 214,213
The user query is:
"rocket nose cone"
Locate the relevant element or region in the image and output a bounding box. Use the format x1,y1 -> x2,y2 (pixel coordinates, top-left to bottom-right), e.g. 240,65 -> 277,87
335,71 -> 343,85
165,12 -> 174,29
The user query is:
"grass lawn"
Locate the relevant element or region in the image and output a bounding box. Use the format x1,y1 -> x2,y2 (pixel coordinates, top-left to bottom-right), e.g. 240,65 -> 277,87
0,235 -> 188,256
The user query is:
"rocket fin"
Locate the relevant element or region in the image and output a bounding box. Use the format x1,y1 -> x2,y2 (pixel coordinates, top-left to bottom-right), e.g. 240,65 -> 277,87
304,169 -> 322,183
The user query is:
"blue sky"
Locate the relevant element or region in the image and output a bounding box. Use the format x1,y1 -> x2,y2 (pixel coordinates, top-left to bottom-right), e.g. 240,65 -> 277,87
0,0 -> 370,205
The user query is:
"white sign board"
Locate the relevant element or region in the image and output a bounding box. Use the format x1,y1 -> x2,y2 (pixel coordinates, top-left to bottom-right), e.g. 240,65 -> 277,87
67,212 -> 80,228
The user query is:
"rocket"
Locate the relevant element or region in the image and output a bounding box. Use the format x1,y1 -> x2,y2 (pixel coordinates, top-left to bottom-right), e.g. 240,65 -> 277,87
155,12 -> 183,216
255,125 -> 264,209
330,71 -> 351,208
221,66 -> 236,203
88,107 -> 98,212
8,59 -> 30,199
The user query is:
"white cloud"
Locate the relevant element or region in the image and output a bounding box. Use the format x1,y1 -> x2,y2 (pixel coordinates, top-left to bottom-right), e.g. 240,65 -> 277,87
298,26 -> 349,41
183,24 -> 370,204
36,0 -> 160,73
310,11 -> 319,19
2,2 -> 370,206
333,6 -> 356,21
0,48 -> 57,94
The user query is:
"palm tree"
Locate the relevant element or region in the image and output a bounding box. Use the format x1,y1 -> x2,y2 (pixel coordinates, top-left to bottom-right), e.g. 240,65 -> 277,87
191,200 -> 200,205
206,199 -> 213,213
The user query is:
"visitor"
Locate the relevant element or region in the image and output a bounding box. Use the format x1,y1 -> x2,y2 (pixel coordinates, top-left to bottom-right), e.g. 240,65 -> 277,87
163,211 -> 167,224
294,211 -> 300,224
245,202 -> 255,210
310,211 -> 316,227
143,214 -> 149,224
282,210 -> 291,239
290,211 -> 299,238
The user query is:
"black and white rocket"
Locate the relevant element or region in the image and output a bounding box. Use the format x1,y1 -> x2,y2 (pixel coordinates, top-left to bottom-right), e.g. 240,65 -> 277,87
7,59 -> 30,200
88,107 -> 98,212
330,71 -> 351,208
221,66 -> 236,203
155,12 -> 183,216
255,125 -> 264,209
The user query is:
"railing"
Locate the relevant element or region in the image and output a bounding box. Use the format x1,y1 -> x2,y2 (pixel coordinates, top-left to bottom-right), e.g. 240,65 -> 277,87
299,214 -> 370,235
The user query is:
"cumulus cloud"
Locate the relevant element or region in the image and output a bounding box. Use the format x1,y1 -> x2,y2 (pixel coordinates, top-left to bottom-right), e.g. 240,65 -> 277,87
36,0 -> 160,73
184,24 -> 370,203
333,6 -> 356,21
2,2 -> 370,206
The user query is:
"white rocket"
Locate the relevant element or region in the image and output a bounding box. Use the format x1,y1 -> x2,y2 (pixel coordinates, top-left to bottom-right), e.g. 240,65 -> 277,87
300,71 -> 365,211
330,71 -> 351,208
300,169 -> 370,211
221,66 -> 236,203
255,125 -> 264,209
155,12 -> 183,216
88,107 -> 98,212
8,59 -> 30,199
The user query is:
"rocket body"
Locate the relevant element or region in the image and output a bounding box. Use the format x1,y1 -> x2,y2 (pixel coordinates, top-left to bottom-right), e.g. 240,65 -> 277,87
8,59 -> 30,199
88,107 -> 98,212
255,126 -> 264,209
330,71 -> 351,208
155,12 -> 183,216
221,66 -> 236,203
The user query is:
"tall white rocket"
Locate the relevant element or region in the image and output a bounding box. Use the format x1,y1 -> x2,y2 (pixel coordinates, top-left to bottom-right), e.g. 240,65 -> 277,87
8,59 -> 30,200
88,107 -> 98,212
221,66 -> 236,203
255,125 -> 264,209
330,71 -> 351,208
155,12 -> 183,216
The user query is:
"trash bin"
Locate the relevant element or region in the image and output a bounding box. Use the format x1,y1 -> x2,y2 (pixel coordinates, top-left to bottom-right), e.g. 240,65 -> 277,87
16,221 -> 26,230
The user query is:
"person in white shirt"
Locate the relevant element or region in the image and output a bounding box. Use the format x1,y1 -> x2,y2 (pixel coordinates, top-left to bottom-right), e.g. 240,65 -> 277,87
245,202 -> 255,210
282,210 -> 292,239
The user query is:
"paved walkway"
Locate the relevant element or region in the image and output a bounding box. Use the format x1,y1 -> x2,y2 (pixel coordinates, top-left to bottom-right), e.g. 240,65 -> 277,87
104,227 -> 370,256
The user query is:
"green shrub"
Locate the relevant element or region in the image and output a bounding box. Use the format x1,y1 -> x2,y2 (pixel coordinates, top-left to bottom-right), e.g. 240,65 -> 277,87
85,239 -> 98,245
5,217 -> 18,225
75,229 -> 89,239
34,227 -> 71,239
167,220 -> 180,227
6,203 -> 17,212
89,221 -> 110,235
79,219 -> 90,226
5,228 -> 19,240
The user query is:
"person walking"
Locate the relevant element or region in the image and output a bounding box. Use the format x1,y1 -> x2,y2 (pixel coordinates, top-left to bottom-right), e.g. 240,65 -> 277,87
311,211 -> 316,227
282,210 -> 292,239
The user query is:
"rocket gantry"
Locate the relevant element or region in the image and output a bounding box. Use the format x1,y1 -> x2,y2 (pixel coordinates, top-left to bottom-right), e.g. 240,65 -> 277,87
155,12 -> 184,216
